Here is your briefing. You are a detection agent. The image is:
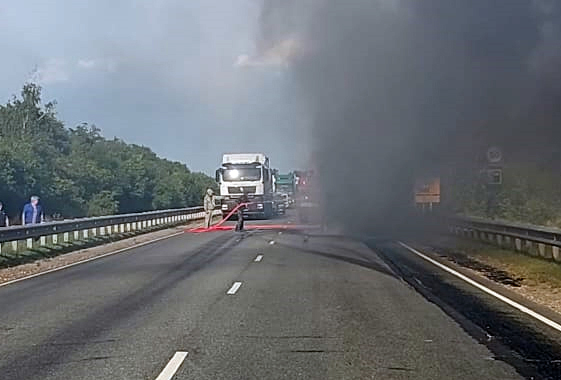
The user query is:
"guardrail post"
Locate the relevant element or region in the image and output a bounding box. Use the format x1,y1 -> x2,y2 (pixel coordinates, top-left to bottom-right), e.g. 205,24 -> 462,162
539,243 -> 552,259
496,234 -> 502,247
553,246 -> 560,262
515,238 -> 522,251
525,240 -> 536,256
504,236 -> 511,247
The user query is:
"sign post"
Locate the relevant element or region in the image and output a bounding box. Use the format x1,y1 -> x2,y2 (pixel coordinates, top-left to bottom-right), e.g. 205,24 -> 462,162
485,146 -> 503,215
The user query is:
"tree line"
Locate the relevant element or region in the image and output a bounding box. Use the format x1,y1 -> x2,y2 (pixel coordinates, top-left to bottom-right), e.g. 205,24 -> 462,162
0,83 -> 216,221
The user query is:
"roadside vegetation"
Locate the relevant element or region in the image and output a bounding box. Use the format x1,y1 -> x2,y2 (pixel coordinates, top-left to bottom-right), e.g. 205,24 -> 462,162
450,239 -> 561,288
446,164 -> 561,227
433,236 -> 561,316
0,83 -> 215,220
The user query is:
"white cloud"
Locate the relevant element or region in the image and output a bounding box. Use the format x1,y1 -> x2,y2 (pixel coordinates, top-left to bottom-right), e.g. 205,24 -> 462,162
77,58 -> 118,72
30,58 -> 70,84
235,38 -> 301,68
77,59 -> 96,69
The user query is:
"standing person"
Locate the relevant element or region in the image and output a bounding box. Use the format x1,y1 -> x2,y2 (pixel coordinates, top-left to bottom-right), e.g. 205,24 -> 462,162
235,191 -> 249,232
203,188 -> 215,229
0,201 -> 9,227
22,195 -> 44,225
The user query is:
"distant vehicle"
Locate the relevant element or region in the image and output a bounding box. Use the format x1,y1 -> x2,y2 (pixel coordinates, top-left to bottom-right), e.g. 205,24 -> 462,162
281,193 -> 290,209
294,170 -> 321,224
275,172 -> 296,206
215,153 -> 276,219
274,192 -> 286,215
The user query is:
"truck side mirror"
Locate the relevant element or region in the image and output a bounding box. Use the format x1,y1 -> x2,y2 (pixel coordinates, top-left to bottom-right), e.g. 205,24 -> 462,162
215,169 -> 221,183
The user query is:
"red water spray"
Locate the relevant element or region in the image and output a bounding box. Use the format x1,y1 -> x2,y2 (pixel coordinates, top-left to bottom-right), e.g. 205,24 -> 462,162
186,202 -> 317,233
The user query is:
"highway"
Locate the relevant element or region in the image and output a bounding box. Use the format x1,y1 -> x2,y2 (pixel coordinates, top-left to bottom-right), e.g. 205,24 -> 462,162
0,213 -> 559,379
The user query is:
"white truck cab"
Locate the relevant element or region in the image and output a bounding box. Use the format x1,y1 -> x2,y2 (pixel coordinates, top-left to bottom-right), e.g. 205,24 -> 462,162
215,153 -> 275,219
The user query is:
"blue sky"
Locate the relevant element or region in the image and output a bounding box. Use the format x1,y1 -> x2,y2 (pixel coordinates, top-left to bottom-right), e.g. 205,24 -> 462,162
0,0 -> 309,174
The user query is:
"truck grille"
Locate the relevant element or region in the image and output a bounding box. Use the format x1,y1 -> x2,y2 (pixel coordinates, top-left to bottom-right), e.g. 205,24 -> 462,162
228,186 -> 257,194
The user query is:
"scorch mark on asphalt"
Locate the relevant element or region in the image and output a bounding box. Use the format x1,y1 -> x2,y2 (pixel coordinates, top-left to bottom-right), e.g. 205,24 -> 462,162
399,242 -> 561,333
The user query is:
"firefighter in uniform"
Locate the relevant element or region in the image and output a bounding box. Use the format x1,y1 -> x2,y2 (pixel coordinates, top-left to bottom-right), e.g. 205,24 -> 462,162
203,188 -> 215,228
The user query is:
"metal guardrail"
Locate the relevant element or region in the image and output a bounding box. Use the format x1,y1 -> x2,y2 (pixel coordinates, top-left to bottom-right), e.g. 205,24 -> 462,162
449,216 -> 561,261
0,207 -> 209,255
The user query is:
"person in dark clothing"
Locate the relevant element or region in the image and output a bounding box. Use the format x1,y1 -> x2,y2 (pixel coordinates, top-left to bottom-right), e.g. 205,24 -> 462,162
22,195 -> 44,225
235,191 -> 249,232
0,201 -> 9,227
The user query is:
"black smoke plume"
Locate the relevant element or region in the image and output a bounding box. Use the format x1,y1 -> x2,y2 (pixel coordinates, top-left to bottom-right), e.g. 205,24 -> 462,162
258,0 -> 561,233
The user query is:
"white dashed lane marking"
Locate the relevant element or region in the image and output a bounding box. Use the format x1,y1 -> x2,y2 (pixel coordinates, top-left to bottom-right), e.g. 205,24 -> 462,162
227,282 -> 242,295
254,255 -> 264,262
155,351 -> 188,380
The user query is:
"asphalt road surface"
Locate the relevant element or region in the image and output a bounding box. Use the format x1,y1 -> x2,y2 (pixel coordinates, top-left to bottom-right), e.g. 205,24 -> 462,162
0,213 -> 557,379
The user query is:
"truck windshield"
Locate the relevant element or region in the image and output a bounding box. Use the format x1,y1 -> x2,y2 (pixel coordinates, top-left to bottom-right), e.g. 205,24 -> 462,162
223,168 -> 261,181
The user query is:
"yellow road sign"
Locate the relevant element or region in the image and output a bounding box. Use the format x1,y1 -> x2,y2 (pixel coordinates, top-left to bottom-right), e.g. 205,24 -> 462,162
415,177 -> 440,204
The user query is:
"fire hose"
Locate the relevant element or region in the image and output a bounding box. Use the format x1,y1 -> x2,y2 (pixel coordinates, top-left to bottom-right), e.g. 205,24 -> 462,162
187,202 -> 248,233
186,202 -> 318,233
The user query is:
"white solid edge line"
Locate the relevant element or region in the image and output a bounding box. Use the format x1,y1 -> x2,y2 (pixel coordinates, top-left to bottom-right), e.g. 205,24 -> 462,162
254,254 -> 264,262
155,351 -> 188,380
227,281 -> 242,295
0,231 -> 185,289
399,241 -> 561,333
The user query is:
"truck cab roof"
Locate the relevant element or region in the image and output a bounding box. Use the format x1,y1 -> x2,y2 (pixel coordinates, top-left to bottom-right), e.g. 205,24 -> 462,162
222,153 -> 268,166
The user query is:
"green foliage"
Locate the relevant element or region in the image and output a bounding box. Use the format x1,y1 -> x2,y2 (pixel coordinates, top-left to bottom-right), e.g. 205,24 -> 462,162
87,191 -> 119,216
0,84 -> 215,219
448,164 -> 561,227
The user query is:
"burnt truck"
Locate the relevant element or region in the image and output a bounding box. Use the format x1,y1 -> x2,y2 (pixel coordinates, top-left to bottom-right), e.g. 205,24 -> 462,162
215,153 -> 276,219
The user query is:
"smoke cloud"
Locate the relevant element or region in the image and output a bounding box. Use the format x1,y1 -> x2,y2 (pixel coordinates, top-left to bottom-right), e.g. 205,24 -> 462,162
257,0 -> 561,233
